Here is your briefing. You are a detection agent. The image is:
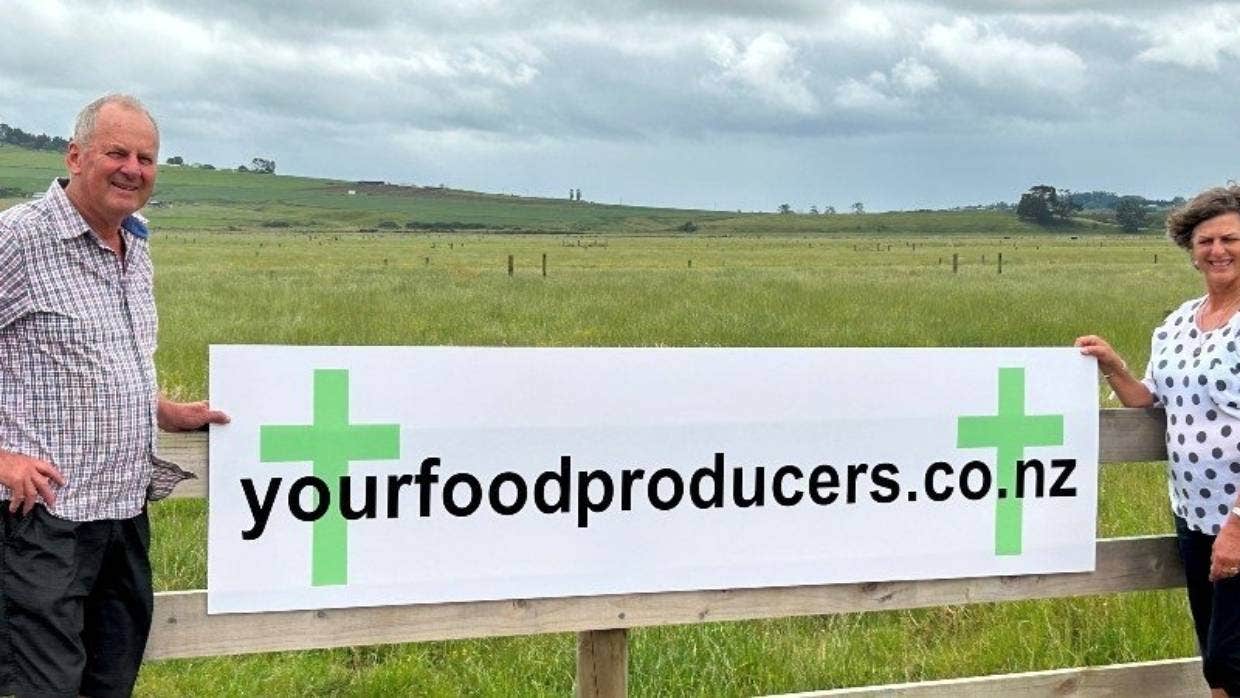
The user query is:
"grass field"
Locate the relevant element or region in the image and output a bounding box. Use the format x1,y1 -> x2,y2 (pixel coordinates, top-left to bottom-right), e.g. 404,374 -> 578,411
137,232 -> 1196,697
147,232 -> 1186,402
0,144 -> 1204,696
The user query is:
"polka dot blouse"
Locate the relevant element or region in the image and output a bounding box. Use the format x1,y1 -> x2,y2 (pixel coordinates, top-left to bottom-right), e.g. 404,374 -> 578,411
1143,296 -> 1240,535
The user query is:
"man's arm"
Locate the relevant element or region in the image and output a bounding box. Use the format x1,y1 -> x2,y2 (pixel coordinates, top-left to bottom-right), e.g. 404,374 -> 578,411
157,397 -> 230,432
0,217 -> 62,513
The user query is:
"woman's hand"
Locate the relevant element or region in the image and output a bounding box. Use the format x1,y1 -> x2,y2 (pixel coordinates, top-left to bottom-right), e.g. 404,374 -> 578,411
1073,335 -> 1155,408
1073,335 -> 1127,377
1212,514 -> 1240,582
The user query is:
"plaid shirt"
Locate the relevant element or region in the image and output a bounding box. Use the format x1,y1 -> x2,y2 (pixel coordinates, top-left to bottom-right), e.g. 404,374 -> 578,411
0,179 -> 190,521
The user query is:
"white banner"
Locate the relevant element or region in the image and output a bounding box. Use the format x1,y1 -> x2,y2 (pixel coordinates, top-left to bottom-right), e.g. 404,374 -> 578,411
207,346 -> 1098,614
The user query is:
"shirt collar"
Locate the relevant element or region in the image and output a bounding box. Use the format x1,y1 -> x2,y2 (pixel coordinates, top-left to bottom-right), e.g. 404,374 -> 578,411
122,216 -> 149,239
45,178 -> 150,241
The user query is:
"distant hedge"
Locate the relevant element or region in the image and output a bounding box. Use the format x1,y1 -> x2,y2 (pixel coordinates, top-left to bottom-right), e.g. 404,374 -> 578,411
403,221 -> 491,230
0,124 -> 68,152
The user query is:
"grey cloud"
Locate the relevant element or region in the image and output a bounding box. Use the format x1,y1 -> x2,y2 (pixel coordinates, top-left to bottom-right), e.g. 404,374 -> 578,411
1,1 -> 1220,141
4,1 -> 1240,210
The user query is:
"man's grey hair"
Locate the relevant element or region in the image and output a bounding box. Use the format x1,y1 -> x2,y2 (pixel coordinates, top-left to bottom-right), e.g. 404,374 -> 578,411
71,94 -> 160,149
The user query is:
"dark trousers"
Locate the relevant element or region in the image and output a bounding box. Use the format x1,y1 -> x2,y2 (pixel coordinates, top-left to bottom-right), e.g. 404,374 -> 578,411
1176,514 -> 1240,695
0,505 -> 152,698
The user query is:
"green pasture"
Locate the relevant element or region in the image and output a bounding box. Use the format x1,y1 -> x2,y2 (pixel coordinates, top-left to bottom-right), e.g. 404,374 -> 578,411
0,144 -> 1200,696
137,231 -> 1197,697
147,231 -> 1187,401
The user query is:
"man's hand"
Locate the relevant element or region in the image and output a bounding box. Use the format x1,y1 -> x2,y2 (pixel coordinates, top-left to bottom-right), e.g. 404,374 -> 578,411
1212,515 -> 1240,582
157,398 -> 230,432
0,449 -> 66,514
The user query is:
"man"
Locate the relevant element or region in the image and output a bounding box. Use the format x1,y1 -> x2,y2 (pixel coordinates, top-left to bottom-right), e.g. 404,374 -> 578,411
0,94 -> 227,697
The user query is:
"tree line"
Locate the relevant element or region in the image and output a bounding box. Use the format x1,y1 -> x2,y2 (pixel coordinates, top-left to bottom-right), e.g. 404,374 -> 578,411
1,121 -> 275,175
0,123 -> 69,152
778,203 -> 844,214
1016,184 -> 1183,233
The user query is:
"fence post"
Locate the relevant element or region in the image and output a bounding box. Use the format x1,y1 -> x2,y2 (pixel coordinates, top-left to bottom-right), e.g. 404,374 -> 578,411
577,629 -> 627,698
998,252 -> 1003,274
952,253 -> 958,273
508,255 -> 514,277
542,253 -> 547,277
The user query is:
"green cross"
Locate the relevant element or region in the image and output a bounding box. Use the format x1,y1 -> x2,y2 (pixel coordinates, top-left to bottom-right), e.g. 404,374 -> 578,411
259,369 -> 400,586
957,367 -> 1063,556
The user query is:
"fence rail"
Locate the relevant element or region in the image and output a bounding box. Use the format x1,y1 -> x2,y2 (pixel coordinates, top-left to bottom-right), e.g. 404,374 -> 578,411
773,658 -> 1205,697
150,408 -> 1204,697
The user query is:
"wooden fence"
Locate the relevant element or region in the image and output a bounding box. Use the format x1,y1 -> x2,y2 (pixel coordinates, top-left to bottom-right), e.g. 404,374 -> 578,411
150,408 -> 1206,697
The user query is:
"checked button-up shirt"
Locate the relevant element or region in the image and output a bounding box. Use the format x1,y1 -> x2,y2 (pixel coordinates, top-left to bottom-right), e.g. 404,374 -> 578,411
0,179 -> 190,521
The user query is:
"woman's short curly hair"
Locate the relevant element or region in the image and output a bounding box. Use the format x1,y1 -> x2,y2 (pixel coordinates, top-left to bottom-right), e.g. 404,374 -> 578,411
1166,185 -> 1240,250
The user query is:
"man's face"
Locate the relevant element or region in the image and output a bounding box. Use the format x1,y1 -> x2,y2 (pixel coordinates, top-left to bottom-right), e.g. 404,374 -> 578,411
65,103 -> 159,224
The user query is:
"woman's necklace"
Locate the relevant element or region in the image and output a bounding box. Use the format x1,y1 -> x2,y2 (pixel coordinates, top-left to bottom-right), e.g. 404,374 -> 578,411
1197,292 -> 1240,331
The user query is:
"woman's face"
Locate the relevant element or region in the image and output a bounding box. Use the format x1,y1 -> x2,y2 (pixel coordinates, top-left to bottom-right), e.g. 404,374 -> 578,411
1192,212 -> 1240,287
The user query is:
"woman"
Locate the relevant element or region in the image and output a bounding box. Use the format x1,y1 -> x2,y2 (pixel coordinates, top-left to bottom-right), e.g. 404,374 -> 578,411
1077,185 -> 1240,697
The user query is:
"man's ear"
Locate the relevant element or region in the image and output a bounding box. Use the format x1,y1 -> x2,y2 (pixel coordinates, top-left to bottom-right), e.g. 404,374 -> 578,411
65,141 -> 82,176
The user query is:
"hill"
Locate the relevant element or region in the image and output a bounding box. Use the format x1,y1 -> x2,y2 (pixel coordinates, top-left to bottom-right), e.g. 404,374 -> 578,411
0,143 -> 1140,236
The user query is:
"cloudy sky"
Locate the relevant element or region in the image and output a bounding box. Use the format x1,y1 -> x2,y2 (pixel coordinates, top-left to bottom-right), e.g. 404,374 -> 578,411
2,1 -> 1238,211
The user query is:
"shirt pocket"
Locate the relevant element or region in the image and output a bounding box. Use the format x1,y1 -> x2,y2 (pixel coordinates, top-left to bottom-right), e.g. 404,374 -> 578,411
25,310 -> 104,372
22,312 -> 103,443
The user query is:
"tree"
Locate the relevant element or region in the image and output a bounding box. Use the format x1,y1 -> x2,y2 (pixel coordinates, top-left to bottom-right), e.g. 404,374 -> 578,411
851,202 -> 865,214
777,203 -> 792,214
574,188 -> 582,202
166,156 -> 184,166
250,157 -> 276,174
1014,184 -> 1080,225
809,205 -> 819,215
822,205 -> 836,215
1054,188 -> 1081,221
1114,196 -> 1148,233
1016,185 -> 1058,225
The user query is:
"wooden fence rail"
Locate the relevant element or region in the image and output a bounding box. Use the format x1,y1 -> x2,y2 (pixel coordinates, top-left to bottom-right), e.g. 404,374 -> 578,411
149,408 -> 1202,697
